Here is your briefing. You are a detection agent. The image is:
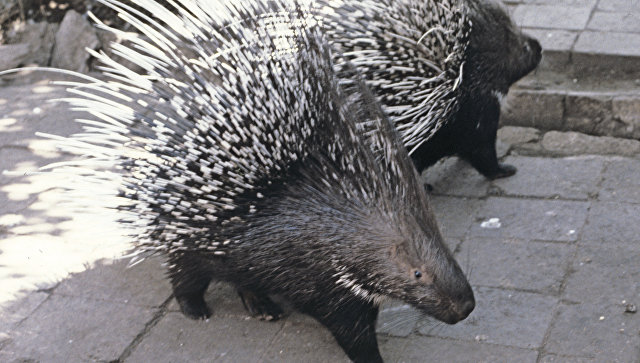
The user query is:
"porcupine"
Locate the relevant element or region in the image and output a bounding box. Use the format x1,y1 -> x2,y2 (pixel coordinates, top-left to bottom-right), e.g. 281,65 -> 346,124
320,0 -> 541,179
27,0 -> 474,361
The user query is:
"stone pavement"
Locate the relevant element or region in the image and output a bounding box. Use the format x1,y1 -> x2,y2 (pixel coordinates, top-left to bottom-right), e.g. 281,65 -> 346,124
1,1 -> 640,362
1,78 -> 639,362
501,0 -> 640,141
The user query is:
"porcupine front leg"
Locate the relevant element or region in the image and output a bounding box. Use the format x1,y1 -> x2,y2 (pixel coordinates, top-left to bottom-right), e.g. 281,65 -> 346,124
168,252 -> 213,320
237,288 -> 285,321
461,99 -> 516,180
302,298 -> 382,363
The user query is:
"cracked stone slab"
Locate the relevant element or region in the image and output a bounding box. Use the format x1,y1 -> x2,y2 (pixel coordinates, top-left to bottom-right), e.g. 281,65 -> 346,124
458,237 -> 575,294
262,321 -> 349,362
599,158 -> 640,203
423,158 -> 491,198
0,294 -> 157,362
126,312 -> 284,363
468,197 -> 590,242
582,202 -> 640,247
492,156 -> 605,200
419,287 -> 558,349
563,244 -> 640,306
544,302 -> 640,360
430,196 -> 484,239
397,335 -> 538,362
54,257 -> 172,308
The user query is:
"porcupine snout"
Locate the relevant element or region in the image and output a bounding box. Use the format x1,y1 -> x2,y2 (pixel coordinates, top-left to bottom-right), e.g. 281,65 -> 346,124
522,34 -> 542,75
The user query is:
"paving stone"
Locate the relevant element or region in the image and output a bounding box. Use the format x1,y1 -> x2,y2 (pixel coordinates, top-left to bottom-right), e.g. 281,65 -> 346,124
541,131 -> 640,156
430,196 -> 483,239
512,5 -> 592,30
588,11 -> 640,33
507,0 -> 597,6
0,292 -> 48,340
574,31 -> 640,57
597,0 -> 640,12
419,287 -> 557,349
262,321 -> 349,362
468,198 -> 590,242
395,335 -> 538,362
0,294 -> 156,362
0,83 -> 84,148
522,28 -> 578,51
563,244 -> 640,306
126,312 -> 283,363
501,90 -> 565,130
599,158 -> 640,203
539,354 -> 597,362
544,302 -> 640,361
459,237 -> 575,294
54,257 -> 171,308
582,202 -> 640,247
423,158 -> 491,198
492,156 -> 604,200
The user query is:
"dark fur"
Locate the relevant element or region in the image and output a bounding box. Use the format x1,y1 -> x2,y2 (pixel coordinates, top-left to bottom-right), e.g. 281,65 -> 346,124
170,76 -> 475,362
411,0 -> 541,179
156,12 -> 474,363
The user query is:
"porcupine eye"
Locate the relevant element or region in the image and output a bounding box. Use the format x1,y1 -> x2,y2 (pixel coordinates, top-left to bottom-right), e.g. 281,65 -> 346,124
414,270 -> 422,279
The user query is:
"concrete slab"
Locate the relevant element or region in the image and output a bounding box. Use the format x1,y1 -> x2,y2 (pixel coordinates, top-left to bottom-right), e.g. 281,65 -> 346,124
396,335 -> 538,362
468,198 -> 590,242
574,31 -> 640,57
588,11 -> 640,33
512,5 -> 592,30
599,158 -> 640,203
262,321 -> 350,362
430,196 -> 484,239
597,0 -> 640,12
544,302 -> 640,360
458,237 -> 575,294
54,257 -> 172,308
492,156 -> 604,200
0,294 -> 157,362
582,202 -> 640,247
420,287 -> 558,349
423,158 -> 491,198
126,312 -> 283,363
563,244 -> 640,306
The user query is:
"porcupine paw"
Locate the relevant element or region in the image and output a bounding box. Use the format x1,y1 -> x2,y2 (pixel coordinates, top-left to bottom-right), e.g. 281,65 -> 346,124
238,289 -> 284,321
176,294 -> 211,320
484,163 -> 517,180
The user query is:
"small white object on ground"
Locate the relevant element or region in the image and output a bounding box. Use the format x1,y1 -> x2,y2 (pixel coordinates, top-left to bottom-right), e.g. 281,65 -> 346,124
480,218 -> 501,229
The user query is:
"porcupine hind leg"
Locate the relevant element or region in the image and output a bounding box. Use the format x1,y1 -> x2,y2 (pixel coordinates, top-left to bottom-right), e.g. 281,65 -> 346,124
302,298 -> 382,363
168,252 -> 213,320
237,288 -> 285,321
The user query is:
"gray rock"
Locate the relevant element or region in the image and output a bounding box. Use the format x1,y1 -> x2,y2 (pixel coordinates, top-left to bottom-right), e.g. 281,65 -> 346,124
51,11 -> 99,72
613,96 -> 640,138
0,43 -> 30,70
4,22 -> 59,66
498,126 -> 542,146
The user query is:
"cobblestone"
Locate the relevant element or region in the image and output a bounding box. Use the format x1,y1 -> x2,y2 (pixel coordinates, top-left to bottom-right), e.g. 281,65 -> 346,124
2,1 -> 640,361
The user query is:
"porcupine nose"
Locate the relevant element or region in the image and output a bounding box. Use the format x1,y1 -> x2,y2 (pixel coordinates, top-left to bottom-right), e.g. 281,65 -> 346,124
459,298 -> 475,319
528,37 -> 542,65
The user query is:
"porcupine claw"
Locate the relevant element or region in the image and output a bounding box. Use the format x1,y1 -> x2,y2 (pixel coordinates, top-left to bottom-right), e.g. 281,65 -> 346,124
238,289 -> 285,321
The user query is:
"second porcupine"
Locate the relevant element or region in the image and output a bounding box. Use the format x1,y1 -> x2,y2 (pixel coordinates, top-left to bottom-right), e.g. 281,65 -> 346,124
322,0 -> 542,180
34,0 -> 474,361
